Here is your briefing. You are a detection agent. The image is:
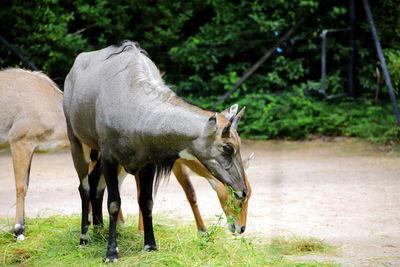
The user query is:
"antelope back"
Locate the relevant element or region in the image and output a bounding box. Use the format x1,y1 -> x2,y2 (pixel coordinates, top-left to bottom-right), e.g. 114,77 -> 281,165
0,68 -> 68,151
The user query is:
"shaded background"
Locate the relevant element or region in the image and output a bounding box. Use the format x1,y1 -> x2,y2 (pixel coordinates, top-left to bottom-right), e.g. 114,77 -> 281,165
1,0 -> 399,141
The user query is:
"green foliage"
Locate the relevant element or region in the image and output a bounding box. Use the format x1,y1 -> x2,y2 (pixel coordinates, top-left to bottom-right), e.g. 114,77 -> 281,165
0,215 -> 338,266
189,85 -> 399,142
385,49 -> 400,92
1,0 -> 400,141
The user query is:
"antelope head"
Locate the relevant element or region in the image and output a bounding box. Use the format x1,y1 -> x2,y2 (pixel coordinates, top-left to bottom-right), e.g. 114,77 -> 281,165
187,104 -> 248,200
207,153 -> 253,234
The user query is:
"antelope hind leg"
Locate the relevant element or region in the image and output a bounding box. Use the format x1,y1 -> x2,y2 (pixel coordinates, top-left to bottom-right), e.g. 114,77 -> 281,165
102,158 -> 121,262
10,141 -> 34,241
135,174 -> 144,233
88,152 -> 105,227
173,162 -> 207,234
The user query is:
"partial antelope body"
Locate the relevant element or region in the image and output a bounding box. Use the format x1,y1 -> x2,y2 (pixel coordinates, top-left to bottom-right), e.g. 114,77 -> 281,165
0,68 -> 69,240
0,68 -> 247,243
63,40 -> 248,262
170,157 -> 252,234
90,154 -> 252,235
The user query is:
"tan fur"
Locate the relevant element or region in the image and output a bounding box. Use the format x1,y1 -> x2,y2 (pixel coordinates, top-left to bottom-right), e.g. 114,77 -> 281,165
130,157 -> 251,233
0,68 -> 69,237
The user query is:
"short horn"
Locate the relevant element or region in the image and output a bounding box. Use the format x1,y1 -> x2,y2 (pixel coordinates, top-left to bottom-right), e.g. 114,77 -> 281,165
232,107 -> 246,129
221,104 -> 238,122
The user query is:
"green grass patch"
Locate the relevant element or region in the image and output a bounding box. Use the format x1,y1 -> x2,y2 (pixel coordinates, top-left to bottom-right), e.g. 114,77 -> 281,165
268,236 -> 337,256
0,215 -> 339,266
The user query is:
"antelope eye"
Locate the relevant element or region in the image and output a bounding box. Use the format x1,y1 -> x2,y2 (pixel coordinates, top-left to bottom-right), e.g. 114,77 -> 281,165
223,144 -> 234,154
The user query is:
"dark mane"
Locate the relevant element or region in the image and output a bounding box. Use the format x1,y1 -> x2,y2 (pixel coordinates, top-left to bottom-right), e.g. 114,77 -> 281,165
105,40 -> 149,60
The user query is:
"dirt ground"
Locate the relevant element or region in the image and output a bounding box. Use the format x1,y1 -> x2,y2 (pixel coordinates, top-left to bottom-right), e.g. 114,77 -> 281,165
1,139 -> 400,266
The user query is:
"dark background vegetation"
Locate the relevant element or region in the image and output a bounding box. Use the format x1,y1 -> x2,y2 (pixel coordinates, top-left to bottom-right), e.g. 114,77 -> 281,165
1,0 -> 399,142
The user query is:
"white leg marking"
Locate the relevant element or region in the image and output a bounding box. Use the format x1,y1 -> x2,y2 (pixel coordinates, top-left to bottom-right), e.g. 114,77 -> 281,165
82,176 -> 90,191
109,201 -> 119,214
96,175 -> 107,198
16,234 -> 25,241
198,230 -> 207,236
118,169 -> 127,189
105,258 -> 118,263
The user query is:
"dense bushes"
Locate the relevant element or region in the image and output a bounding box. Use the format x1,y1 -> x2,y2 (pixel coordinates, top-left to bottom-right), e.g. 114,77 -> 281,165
1,0 -> 399,141
190,86 -> 399,142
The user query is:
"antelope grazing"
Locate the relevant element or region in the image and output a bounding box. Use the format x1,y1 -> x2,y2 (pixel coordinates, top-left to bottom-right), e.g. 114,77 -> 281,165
90,154 -> 252,235
0,67 -> 247,242
135,157 -> 252,234
63,41 -> 248,262
0,68 -> 69,241
170,157 -> 252,234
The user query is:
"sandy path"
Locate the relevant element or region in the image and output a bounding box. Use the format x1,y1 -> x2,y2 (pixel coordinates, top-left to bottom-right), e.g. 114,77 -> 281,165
1,140 -> 399,266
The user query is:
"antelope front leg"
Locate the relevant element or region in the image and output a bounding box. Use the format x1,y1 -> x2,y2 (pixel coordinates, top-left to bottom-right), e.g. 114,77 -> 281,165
67,129 -> 91,245
135,174 -> 144,233
138,164 -> 157,251
116,166 -> 127,226
10,141 -> 34,240
88,154 -> 105,227
173,162 -> 207,234
102,158 -> 121,262
88,159 -> 126,228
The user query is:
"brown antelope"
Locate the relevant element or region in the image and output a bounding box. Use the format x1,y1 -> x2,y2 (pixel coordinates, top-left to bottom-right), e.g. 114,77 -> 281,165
90,154 -> 252,235
63,40 -> 248,262
0,68 -> 69,241
169,157 -> 252,234
136,157 -> 252,235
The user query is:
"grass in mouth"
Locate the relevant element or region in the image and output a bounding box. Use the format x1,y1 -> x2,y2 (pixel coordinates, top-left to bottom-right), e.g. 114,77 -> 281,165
0,215 -> 339,266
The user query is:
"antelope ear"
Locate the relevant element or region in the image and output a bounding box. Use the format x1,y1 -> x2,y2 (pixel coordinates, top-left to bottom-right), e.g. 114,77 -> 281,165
221,104 -> 238,122
205,113 -> 218,136
242,152 -> 254,170
232,107 -> 246,129
221,122 -> 231,138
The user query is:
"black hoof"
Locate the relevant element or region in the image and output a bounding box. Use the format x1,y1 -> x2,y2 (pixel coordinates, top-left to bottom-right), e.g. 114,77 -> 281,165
106,246 -> 119,263
105,257 -> 118,263
198,230 -> 207,236
80,238 -> 89,245
13,227 -> 24,237
13,226 -> 26,241
144,244 -> 157,251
